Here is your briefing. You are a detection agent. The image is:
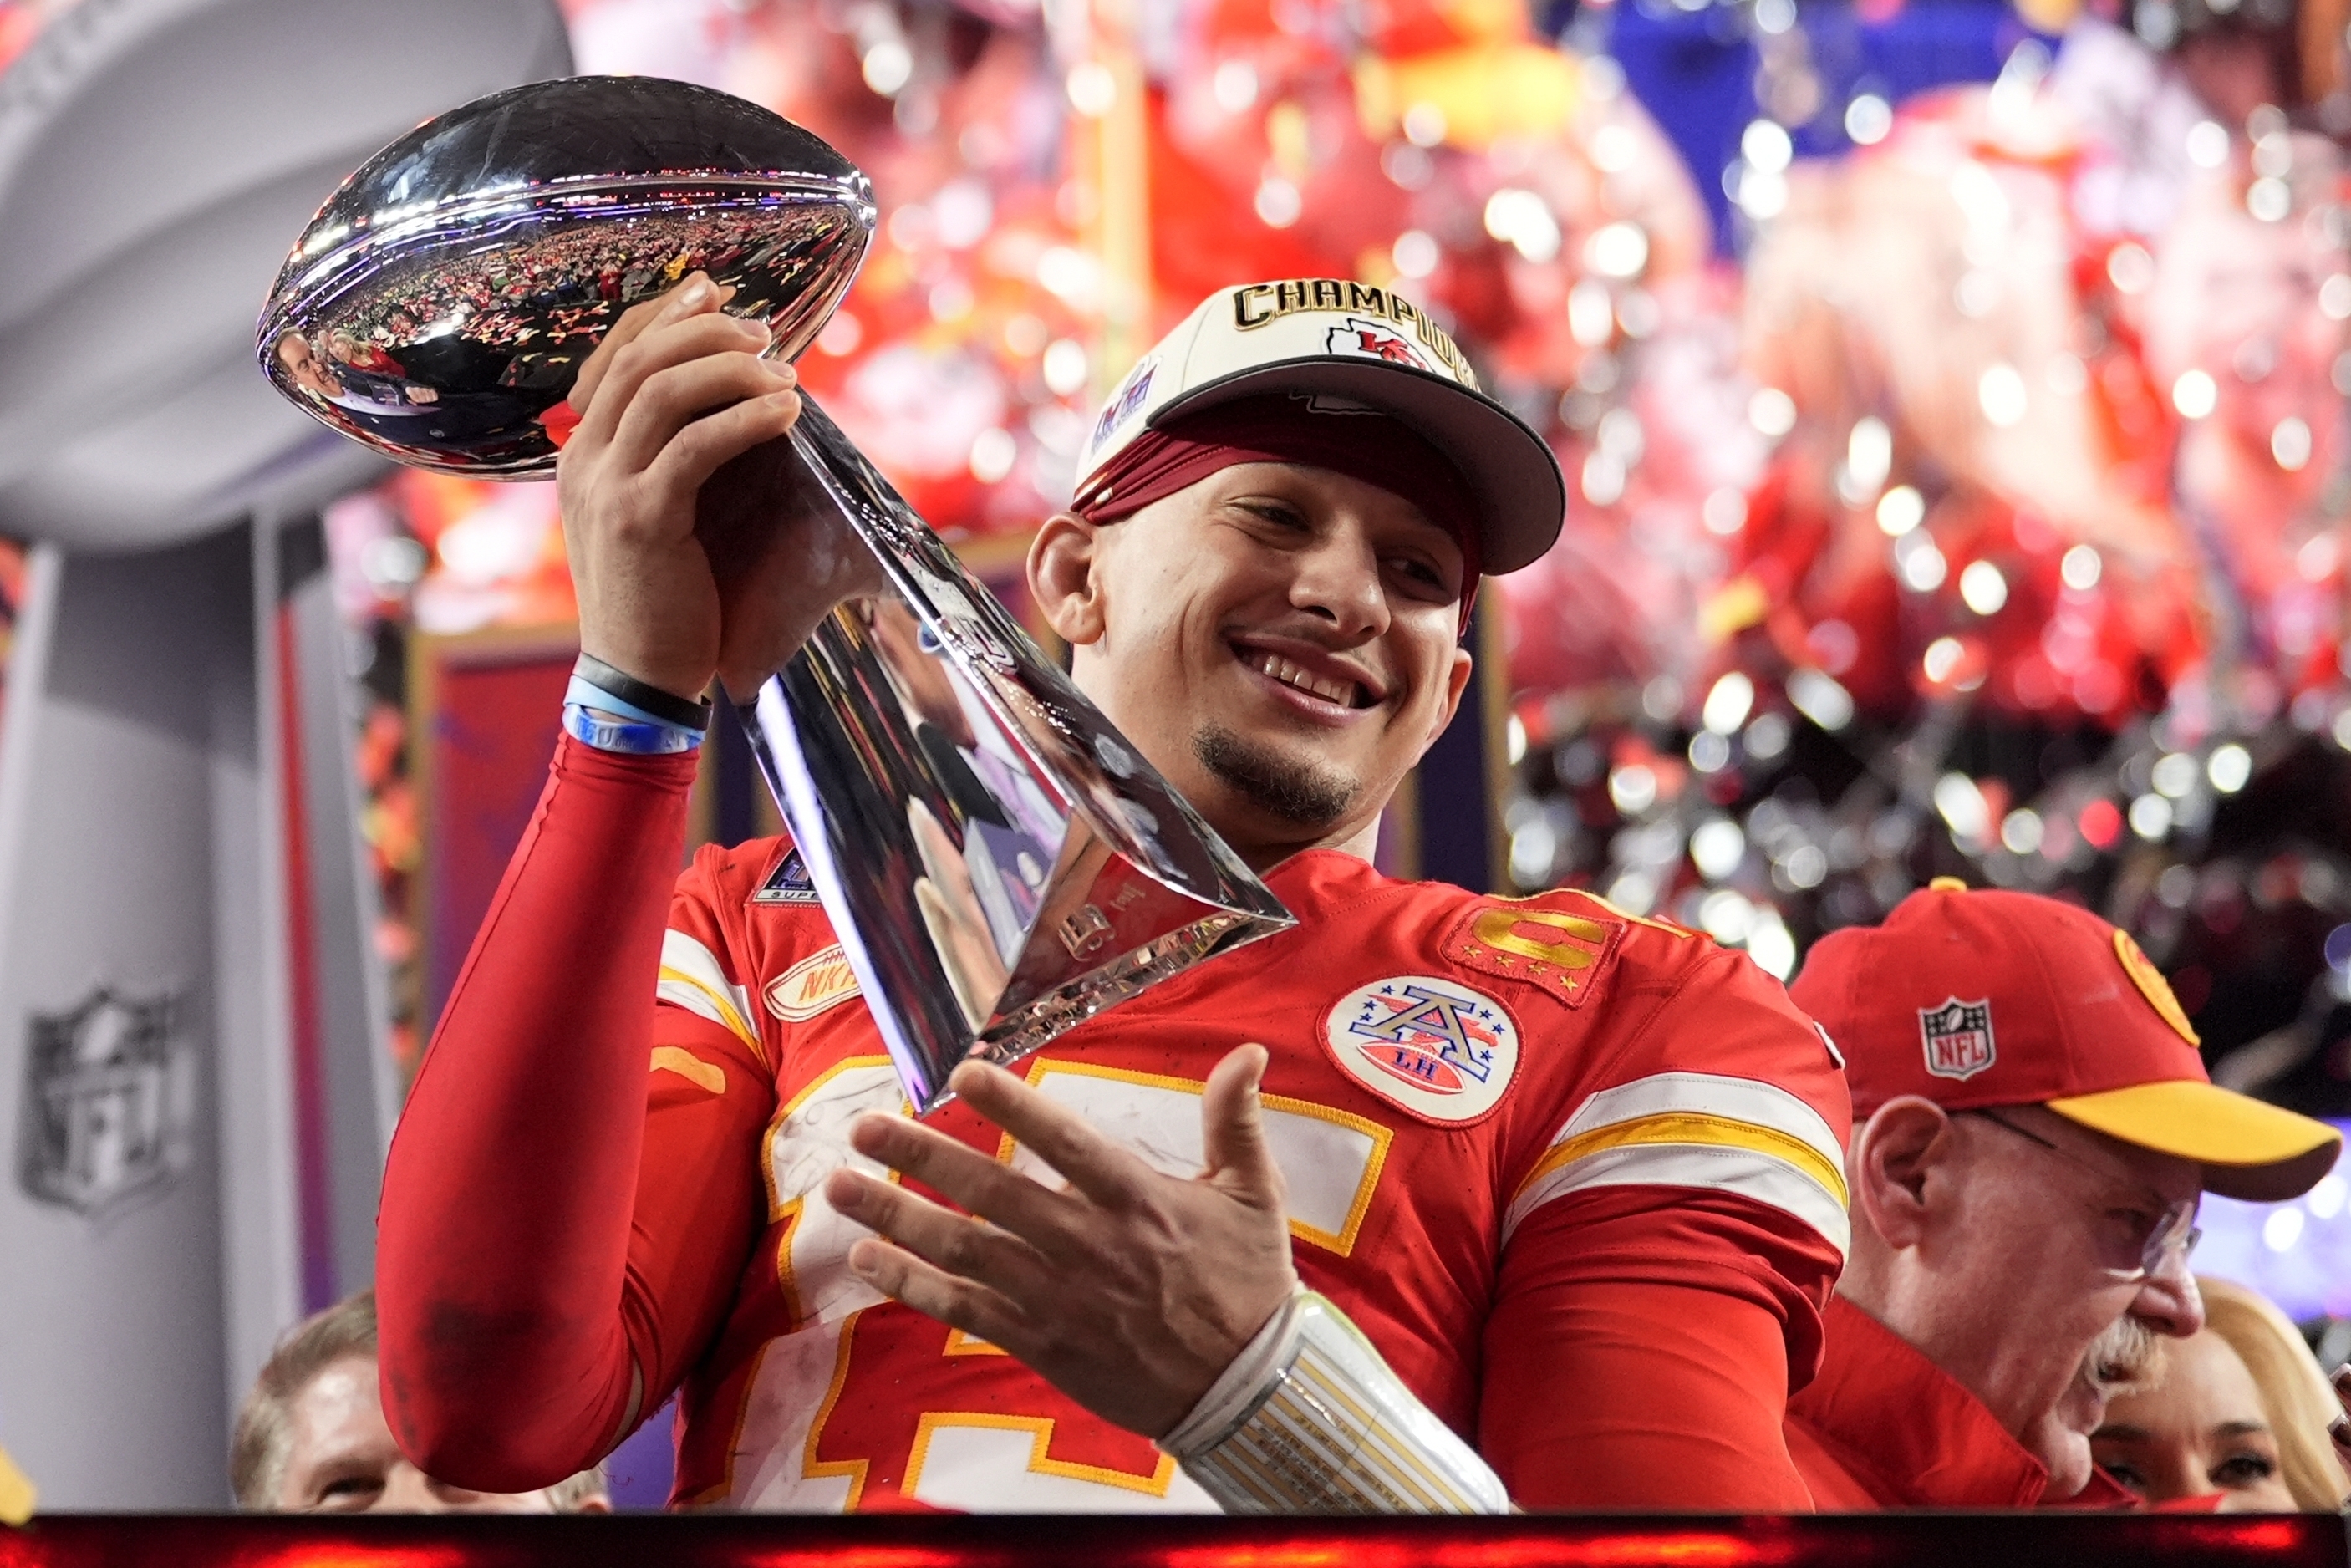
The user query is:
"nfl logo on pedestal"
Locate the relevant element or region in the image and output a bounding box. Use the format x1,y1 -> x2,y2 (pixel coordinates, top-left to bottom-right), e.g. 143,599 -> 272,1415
17,988 -> 187,1219
1919,998 -> 1996,1082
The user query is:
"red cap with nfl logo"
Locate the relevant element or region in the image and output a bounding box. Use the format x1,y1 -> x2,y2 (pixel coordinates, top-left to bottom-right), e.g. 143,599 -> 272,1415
1792,878 -> 2341,1202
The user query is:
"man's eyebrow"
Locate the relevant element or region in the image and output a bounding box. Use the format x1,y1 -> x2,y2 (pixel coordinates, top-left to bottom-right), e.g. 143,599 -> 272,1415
1383,508 -> 1467,572
290,1438 -> 381,1483
1219,491 -> 1307,516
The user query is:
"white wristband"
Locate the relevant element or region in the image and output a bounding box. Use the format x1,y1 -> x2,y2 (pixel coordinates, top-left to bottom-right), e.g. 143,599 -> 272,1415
1157,1291 -> 1510,1515
1158,1296 -> 1305,1459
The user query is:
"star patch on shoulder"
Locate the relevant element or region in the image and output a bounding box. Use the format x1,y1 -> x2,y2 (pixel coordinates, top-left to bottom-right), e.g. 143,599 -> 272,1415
750,846 -> 820,905
1441,894 -> 1627,1007
1322,974 -> 1519,1127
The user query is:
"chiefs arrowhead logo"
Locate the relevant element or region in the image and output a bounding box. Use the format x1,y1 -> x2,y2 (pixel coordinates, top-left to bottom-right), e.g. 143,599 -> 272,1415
1326,316 -> 1430,369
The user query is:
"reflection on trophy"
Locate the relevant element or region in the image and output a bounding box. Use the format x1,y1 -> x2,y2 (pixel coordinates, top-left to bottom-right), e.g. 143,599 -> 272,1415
256,74 -> 1292,1112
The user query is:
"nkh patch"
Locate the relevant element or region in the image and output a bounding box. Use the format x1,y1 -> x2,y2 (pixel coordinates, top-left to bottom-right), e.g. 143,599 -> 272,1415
766,944 -> 861,1022
751,846 -> 820,904
1322,974 -> 1519,1127
1919,997 -> 1996,1082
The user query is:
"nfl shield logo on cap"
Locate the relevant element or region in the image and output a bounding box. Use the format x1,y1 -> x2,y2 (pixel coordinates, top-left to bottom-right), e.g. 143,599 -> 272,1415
1920,997 -> 1996,1082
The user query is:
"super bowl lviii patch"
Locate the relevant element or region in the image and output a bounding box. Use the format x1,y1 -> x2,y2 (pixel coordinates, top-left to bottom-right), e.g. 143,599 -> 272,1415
751,847 -> 820,904
1089,356 -> 1156,451
1919,997 -> 1996,1082
1322,975 -> 1519,1127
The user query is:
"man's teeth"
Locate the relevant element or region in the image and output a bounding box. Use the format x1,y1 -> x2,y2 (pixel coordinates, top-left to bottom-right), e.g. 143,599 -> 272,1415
1257,652 -> 1357,707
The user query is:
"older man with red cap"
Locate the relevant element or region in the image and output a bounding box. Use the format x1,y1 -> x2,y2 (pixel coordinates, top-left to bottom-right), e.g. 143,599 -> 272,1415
1786,877 -> 2340,1509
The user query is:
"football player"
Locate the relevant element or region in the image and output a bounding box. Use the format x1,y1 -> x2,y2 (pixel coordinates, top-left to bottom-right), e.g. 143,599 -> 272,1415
375,274 -> 1851,1510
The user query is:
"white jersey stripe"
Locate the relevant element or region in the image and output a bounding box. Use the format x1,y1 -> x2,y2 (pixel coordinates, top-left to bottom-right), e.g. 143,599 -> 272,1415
1504,1143 -> 1851,1255
1505,1070 -> 1850,1255
659,929 -> 762,1055
1559,1071 -> 1845,1175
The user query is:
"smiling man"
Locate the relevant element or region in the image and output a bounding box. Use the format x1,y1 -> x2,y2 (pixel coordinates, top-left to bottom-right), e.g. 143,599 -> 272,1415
375,277 -> 1852,1512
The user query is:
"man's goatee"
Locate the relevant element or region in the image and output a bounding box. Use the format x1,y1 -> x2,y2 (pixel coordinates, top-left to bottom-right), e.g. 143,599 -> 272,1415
1194,723 -> 1357,827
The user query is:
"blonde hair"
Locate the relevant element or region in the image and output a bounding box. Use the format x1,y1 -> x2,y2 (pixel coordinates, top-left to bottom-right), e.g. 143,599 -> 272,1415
2197,1276 -> 2350,1514
230,1289 -> 608,1512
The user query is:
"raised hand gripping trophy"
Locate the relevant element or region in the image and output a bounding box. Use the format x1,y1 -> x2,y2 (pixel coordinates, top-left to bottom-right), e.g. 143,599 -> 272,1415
257,76 -> 1293,1113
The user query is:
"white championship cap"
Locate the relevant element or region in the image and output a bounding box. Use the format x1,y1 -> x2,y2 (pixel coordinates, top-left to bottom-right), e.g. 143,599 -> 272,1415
1074,279 -> 1566,574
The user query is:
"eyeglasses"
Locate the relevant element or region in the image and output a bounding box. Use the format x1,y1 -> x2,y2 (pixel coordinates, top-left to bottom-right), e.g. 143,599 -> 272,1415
1967,1110 -> 2201,1280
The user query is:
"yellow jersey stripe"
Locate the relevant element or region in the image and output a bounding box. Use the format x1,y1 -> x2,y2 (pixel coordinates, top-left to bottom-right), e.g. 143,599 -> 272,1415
1559,1071 -> 1844,1171
658,929 -> 761,1054
650,1046 -> 727,1096
1516,1108 -> 1849,1209
658,965 -> 759,1049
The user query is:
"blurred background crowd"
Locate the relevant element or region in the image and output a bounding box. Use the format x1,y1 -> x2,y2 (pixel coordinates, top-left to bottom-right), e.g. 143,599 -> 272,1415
12,0 -> 2351,1510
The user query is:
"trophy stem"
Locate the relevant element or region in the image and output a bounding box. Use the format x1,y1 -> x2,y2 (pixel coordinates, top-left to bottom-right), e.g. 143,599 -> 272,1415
730,397 -> 1293,1113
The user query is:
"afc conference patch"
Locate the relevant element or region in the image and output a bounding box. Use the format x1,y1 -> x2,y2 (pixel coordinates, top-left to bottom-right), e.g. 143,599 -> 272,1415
1322,974 -> 1519,1127
1919,996 -> 1997,1082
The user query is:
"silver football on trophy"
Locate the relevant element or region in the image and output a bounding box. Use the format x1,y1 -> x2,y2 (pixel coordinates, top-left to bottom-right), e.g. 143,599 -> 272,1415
257,75 -> 872,473
257,76 -> 1293,1112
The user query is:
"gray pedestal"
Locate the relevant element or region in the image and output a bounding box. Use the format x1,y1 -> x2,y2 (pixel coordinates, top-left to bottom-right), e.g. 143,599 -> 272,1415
0,516 -> 389,1507
0,0 -> 569,1510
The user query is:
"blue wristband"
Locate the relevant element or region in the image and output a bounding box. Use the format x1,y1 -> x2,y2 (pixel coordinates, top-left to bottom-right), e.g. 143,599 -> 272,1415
562,702 -> 703,756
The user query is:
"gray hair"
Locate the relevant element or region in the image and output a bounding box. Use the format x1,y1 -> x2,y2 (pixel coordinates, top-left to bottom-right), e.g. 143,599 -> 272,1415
230,1288 -> 607,1511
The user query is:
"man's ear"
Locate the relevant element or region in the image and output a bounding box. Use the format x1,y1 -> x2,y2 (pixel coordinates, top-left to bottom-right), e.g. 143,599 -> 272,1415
1028,511 -> 1107,649
1850,1096 -> 1957,1252
1427,645 -> 1473,748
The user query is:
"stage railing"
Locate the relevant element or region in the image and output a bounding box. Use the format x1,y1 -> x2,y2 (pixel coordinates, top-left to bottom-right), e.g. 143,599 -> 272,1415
0,1511 -> 2347,1567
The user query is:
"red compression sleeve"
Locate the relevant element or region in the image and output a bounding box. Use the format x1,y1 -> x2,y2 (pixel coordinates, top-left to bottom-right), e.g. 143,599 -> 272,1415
376,736 -> 698,1492
1483,1279 -> 1811,1509
1479,1194 -> 1834,1510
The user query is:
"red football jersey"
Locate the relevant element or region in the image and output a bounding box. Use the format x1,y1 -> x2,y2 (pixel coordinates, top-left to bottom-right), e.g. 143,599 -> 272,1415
627,837 -> 1850,1510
